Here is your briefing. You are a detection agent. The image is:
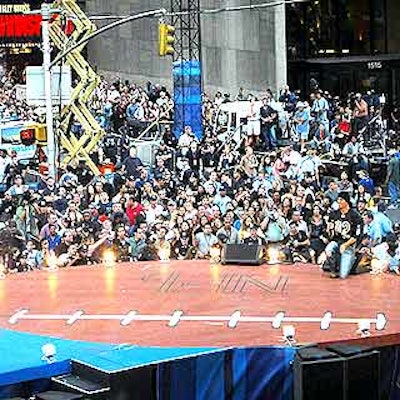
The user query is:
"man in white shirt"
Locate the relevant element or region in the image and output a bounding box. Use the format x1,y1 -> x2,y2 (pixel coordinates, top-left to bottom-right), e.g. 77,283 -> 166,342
246,97 -> 260,146
178,125 -> 197,149
195,223 -> 218,258
145,196 -> 164,225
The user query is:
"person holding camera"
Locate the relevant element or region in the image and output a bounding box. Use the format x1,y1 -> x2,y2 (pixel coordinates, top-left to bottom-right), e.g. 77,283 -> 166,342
281,221 -> 310,263
216,216 -> 240,245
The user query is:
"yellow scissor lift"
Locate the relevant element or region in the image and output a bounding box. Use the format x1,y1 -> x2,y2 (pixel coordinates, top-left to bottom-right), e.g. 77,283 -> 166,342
49,0 -> 103,174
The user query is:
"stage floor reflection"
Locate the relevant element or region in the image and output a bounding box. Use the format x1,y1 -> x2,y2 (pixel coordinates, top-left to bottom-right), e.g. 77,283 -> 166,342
0,261 -> 398,347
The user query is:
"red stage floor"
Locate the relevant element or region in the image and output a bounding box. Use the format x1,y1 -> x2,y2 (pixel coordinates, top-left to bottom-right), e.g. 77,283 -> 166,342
0,261 -> 399,347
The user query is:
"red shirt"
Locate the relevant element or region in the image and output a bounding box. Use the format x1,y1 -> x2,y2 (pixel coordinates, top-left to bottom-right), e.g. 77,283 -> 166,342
126,203 -> 144,226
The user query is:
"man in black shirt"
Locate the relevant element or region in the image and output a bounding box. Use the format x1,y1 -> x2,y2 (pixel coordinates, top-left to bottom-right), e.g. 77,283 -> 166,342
281,222 -> 310,263
325,192 -> 362,278
102,131 -> 120,163
122,147 -> 143,179
260,97 -> 277,151
155,142 -> 174,170
243,225 -> 266,246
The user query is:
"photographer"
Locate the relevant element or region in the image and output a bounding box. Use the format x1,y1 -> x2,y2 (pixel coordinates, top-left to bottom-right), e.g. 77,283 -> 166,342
113,224 -> 131,262
281,221 -> 310,263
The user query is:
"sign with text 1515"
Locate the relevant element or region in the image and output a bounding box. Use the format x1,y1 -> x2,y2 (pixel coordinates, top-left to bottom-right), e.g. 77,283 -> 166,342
367,61 -> 383,70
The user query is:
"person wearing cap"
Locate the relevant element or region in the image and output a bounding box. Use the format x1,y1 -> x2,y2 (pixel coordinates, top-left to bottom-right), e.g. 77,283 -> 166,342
294,101 -> 310,150
324,191 -> 362,278
213,184 -> 232,215
311,90 -> 329,132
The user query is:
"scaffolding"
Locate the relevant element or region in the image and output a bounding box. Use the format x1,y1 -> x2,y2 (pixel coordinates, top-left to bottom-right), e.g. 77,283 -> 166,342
49,0 -> 104,174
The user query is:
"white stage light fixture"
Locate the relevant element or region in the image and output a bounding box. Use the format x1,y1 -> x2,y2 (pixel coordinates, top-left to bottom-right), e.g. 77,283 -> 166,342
282,325 -> 296,346
357,320 -> 371,338
41,343 -> 57,363
272,312 -> 285,329
320,312 -> 332,330
375,313 -> 387,331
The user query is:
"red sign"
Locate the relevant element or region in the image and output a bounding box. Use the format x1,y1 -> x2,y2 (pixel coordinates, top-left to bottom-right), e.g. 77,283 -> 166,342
0,14 -> 42,45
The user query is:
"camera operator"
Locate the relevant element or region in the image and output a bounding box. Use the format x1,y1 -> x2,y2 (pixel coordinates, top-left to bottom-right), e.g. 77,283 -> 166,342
281,221 -> 310,263
113,224 -> 131,262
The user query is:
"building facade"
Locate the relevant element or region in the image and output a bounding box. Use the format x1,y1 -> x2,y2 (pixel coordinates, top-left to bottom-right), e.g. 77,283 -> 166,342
287,0 -> 400,103
85,0 -> 287,96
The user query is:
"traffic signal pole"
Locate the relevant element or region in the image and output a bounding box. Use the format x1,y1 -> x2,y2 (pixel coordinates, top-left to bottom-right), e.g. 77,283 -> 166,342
41,3 -> 57,180
49,9 -> 167,69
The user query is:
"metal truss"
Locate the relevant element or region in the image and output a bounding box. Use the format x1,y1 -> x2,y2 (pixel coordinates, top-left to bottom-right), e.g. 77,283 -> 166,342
49,0 -> 103,174
170,0 -> 201,62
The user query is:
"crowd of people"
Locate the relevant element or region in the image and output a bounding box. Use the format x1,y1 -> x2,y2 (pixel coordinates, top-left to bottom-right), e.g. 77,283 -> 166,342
0,69 -> 399,280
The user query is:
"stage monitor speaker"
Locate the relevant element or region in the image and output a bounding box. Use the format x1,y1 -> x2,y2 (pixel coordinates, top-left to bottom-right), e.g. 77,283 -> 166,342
327,344 -> 380,399
326,343 -> 374,357
221,244 -> 264,265
294,348 -> 346,400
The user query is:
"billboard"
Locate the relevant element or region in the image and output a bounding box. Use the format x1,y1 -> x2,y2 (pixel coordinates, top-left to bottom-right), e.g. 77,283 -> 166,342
0,2 -> 42,47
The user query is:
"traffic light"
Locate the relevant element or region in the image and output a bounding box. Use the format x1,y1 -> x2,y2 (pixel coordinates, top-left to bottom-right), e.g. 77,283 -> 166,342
159,22 -> 175,57
20,128 -> 35,146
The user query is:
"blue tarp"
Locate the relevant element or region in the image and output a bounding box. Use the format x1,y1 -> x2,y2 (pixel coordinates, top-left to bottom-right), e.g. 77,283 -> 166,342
0,329 -> 297,400
0,329 -> 115,386
75,344 -> 222,373
158,347 -> 296,400
0,329 -> 222,385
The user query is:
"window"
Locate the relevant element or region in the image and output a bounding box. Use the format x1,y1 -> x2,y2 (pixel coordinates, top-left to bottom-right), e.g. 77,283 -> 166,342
287,0 -> 391,58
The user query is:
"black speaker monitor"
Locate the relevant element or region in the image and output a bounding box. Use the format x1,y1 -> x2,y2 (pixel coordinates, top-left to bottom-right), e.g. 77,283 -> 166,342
222,244 -> 264,265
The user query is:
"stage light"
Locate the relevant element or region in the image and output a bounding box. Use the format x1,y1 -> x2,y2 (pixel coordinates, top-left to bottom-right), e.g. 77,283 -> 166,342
169,310 -> 183,327
47,254 -> 58,270
0,263 -> 5,279
41,343 -> 56,363
267,245 -> 282,265
320,312 -> 332,330
228,310 -> 241,329
66,310 -> 84,325
103,249 -> 116,267
8,309 -> 29,324
272,311 -> 285,329
375,313 -> 387,331
158,248 -> 170,262
282,325 -> 296,346
357,320 -> 371,338
121,310 -> 137,326
210,246 -> 221,264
